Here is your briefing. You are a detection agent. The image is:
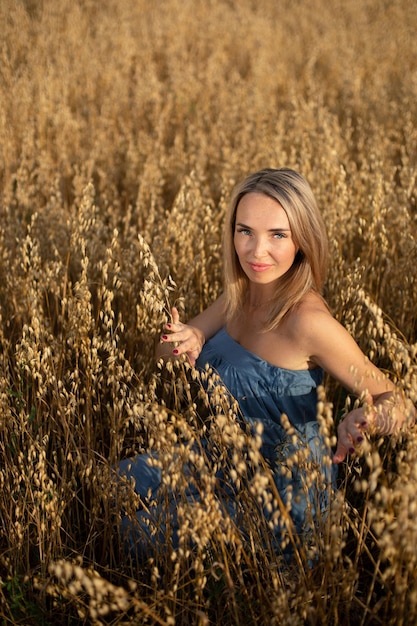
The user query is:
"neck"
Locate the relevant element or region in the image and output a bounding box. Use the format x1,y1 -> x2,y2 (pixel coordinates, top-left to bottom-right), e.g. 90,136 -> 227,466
247,284 -> 277,309
247,297 -> 275,309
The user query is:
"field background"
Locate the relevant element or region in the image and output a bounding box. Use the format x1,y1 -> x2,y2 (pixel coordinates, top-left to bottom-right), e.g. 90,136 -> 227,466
1,0 -> 417,624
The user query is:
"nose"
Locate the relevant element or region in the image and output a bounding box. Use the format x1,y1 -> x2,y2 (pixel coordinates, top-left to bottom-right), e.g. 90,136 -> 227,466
252,236 -> 267,258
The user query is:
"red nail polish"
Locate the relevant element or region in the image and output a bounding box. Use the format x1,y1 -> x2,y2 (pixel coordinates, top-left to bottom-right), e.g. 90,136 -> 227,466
166,324 -> 172,329
357,436 -> 363,443
172,349 -> 179,355
349,447 -> 355,454
161,335 -> 168,340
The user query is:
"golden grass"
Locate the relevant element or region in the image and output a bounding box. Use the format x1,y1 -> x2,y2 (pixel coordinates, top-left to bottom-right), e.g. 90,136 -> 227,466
0,0 -> 416,623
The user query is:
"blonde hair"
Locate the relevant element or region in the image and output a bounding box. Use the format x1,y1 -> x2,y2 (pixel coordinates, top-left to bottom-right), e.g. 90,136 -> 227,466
223,168 -> 329,330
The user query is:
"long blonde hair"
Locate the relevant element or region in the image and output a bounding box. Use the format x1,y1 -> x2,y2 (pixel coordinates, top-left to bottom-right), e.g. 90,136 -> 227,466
223,168 -> 329,330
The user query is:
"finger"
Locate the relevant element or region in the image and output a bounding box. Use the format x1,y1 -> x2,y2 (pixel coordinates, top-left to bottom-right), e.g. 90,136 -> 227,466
335,420 -> 368,464
187,352 -> 197,366
333,438 -> 358,463
183,346 -> 200,366
161,329 -> 184,343
333,428 -> 355,464
332,442 -> 352,464
348,424 -> 365,444
171,306 -> 181,325
337,422 -> 354,451
160,328 -> 187,347
164,307 -> 183,333
160,333 -> 175,344
332,443 -> 347,464
172,337 -> 201,357
338,416 -> 366,447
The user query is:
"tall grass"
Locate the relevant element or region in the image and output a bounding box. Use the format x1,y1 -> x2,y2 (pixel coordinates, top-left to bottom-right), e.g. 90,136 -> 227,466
0,0 -> 416,623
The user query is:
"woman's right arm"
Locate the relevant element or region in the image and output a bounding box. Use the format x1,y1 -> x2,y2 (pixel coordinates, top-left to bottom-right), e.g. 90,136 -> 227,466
155,293 -> 226,365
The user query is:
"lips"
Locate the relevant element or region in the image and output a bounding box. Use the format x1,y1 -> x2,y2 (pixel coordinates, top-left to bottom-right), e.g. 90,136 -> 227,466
248,262 -> 272,272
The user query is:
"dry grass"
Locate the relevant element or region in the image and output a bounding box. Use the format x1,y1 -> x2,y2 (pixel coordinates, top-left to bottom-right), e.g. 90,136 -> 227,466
0,0 -> 417,623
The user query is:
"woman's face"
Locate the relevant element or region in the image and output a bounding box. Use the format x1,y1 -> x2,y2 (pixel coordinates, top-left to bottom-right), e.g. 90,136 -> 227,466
233,192 -> 299,286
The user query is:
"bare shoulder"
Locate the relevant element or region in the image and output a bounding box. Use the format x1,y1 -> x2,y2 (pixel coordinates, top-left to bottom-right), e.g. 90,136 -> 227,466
288,292 -> 334,336
286,291 -> 354,365
287,292 -> 394,394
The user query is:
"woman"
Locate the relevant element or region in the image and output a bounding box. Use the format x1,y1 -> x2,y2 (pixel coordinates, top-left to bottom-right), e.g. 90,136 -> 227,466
120,168 -> 411,555
160,168 -> 409,461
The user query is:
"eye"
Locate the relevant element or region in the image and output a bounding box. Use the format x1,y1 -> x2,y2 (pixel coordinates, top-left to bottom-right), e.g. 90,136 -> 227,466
273,232 -> 287,239
236,227 -> 251,236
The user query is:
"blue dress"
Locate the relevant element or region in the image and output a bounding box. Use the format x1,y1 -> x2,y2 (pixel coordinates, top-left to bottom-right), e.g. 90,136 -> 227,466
118,328 -> 335,556
195,329 -> 335,529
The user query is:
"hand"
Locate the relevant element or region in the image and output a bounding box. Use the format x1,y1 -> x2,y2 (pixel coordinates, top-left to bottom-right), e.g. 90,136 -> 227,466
160,307 -> 205,366
333,394 -> 375,464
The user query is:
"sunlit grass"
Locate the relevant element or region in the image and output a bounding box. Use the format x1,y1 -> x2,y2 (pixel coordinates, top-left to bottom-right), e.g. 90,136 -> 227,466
0,0 -> 416,623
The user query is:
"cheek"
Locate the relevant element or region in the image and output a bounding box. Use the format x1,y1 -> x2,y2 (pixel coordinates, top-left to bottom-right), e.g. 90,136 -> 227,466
287,247 -> 298,264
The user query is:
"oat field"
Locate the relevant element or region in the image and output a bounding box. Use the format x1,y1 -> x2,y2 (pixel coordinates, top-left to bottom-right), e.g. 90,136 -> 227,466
1,0 -> 417,624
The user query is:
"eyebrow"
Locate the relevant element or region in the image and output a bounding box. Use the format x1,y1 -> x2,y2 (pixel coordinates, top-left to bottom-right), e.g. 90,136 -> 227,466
236,222 -> 291,232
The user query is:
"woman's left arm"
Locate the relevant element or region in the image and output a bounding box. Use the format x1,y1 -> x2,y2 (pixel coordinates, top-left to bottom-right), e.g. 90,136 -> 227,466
302,307 -> 415,464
